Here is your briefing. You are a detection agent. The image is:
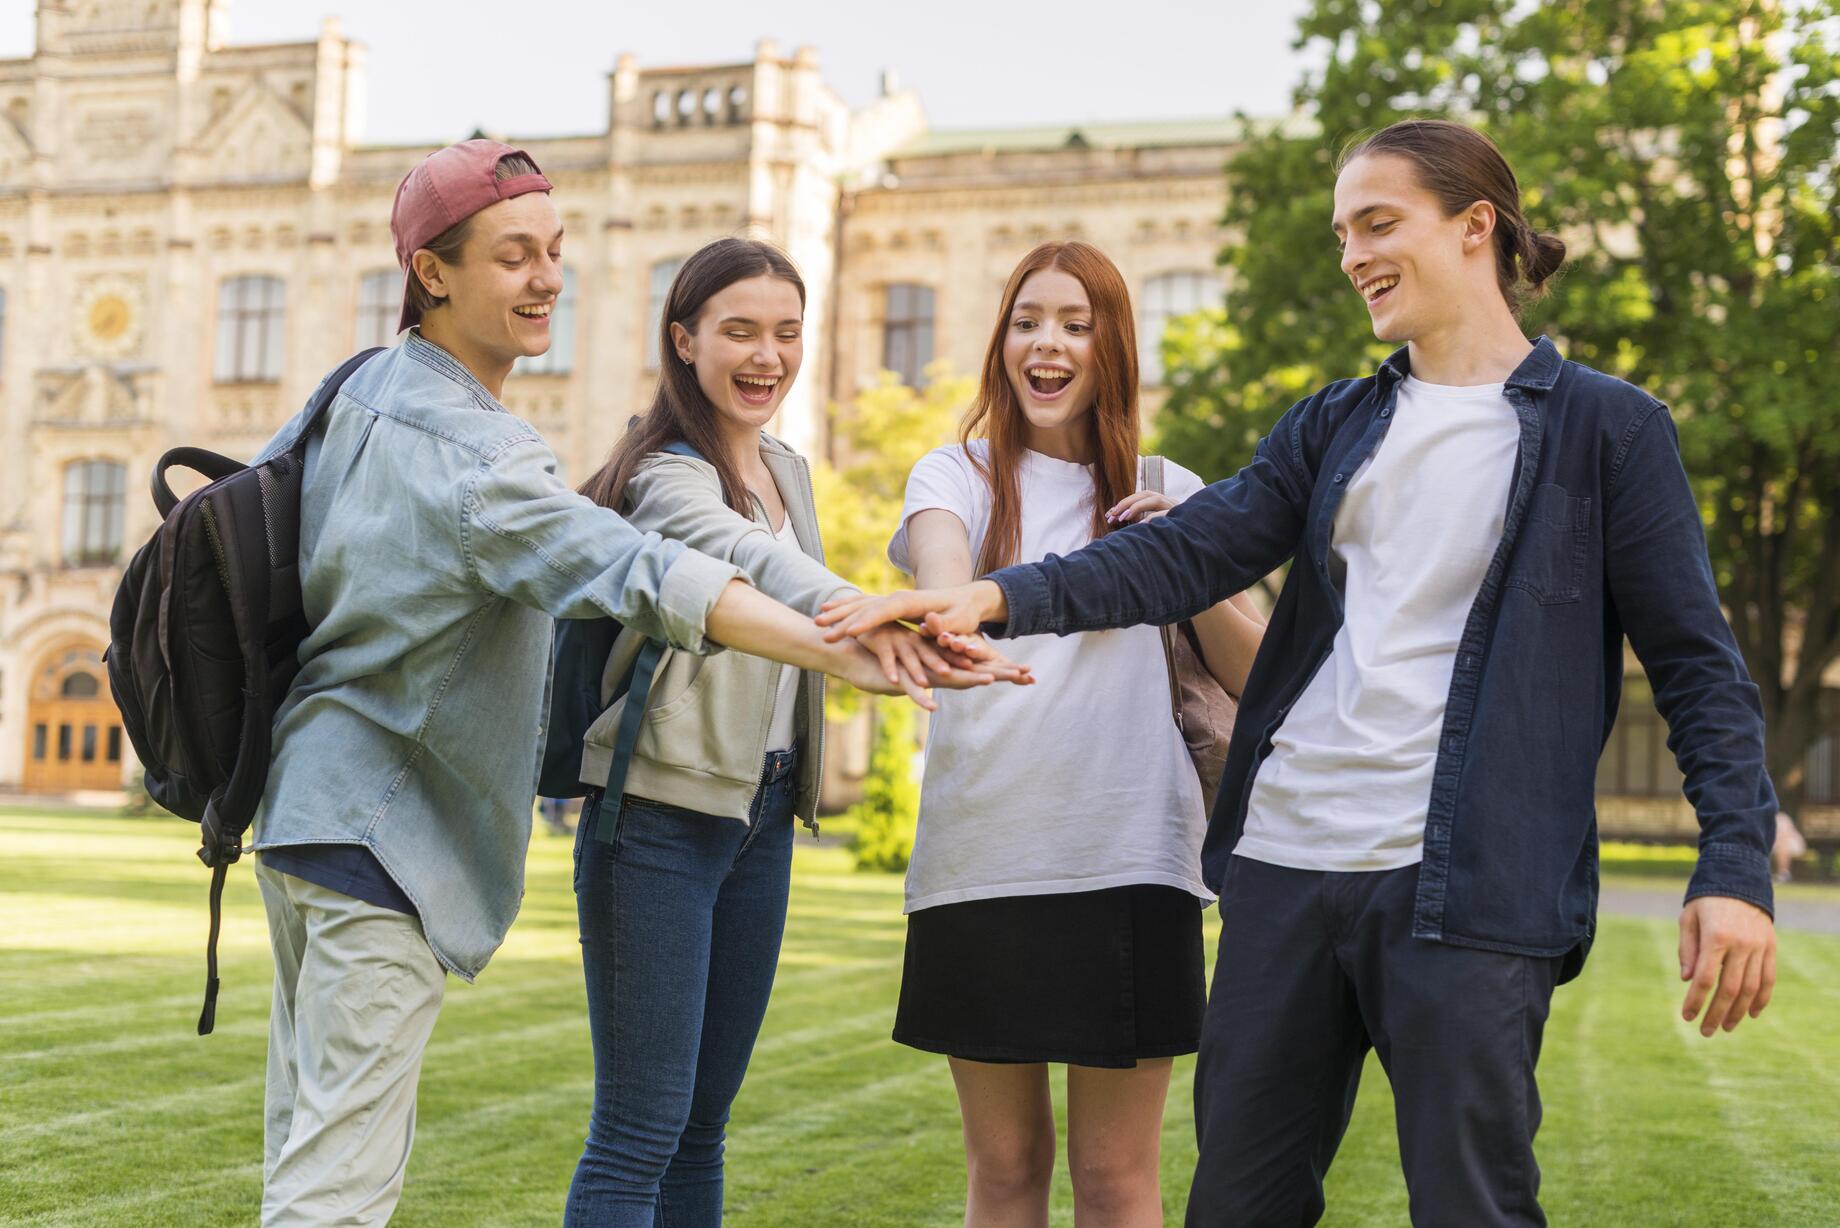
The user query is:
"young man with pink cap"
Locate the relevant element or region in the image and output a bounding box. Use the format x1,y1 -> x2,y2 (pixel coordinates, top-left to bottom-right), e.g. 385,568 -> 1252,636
246,139 -> 1011,1226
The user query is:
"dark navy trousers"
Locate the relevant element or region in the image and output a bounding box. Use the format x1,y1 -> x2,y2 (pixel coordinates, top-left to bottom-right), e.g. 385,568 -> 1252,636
1187,856 -> 1565,1227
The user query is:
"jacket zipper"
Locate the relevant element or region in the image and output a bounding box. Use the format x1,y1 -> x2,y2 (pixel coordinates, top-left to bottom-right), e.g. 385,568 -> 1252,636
753,458 -> 825,840
796,454 -> 825,841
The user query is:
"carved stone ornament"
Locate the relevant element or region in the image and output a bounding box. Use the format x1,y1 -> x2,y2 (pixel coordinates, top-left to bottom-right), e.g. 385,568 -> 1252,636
74,274 -> 146,361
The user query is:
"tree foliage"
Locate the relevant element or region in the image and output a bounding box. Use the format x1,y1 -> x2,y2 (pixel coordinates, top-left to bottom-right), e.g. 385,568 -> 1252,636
811,365 -> 973,868
1157,0 -> 1840,807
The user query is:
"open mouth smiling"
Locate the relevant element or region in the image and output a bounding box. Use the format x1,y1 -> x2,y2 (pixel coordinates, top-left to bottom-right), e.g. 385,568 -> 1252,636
512,303 -> 551,322
1359,275 -> 1399,307
1024,364 -> 1074,398
734,372 -> 781,406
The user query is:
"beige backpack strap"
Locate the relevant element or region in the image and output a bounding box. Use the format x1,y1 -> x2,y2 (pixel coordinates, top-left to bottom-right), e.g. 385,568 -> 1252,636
1141,455 -> 1182,730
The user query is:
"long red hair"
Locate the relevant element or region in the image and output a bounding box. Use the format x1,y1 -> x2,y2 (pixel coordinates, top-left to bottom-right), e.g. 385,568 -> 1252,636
962,240 -> 1141,575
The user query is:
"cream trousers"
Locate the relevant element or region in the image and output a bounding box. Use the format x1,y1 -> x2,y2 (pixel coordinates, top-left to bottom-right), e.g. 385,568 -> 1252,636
256,860 -> 447,1226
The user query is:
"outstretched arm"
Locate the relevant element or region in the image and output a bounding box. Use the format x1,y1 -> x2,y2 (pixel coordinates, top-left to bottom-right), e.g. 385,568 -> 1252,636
822,414 -> 1313,642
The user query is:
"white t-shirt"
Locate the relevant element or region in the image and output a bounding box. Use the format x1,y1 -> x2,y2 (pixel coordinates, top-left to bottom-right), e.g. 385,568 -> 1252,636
888,442 -> 1214,913
764,514 -> 802,754
1237,375 -> 1519,871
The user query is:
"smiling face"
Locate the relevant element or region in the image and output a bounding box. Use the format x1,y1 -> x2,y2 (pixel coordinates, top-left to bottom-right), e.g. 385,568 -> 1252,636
671,274 -> 804,434
1001,267 -> 1097,443
414,192 -> 564,370
1332,152 -> 1489,344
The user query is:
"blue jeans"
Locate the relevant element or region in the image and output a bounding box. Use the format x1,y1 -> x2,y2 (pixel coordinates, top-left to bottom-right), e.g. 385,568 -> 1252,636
565,748 -> 799,1227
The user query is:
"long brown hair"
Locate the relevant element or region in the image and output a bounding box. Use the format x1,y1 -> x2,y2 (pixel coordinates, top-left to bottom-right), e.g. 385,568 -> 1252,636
963,240 -> 1141,575
1338,120 -> 1566,314
579,237 -> 805,513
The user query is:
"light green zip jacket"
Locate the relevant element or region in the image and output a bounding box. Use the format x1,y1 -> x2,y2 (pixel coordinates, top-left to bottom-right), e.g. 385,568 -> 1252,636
578,432 -> 854,824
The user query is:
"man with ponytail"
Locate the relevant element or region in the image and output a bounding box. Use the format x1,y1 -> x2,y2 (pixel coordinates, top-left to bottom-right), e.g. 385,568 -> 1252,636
822,119 -> 1779,1225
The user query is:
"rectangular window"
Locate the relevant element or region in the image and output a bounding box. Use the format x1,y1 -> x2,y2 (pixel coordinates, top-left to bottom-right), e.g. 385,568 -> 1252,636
32,723 -> 46,761
882,284 -> 936,388
57,724 -> 72,762
61,460 -> 127,567
80,725 -> 97,763
1139,271 -> 1219,386
645,258 -> 686,369
355,269 -> 400,350
107,726 -> 122,764
214,275 -> 287,382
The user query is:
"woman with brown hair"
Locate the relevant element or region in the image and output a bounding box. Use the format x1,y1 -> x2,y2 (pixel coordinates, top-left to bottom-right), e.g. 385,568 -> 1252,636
885,240 -> 1264,1225
558,237 -> 1025,1226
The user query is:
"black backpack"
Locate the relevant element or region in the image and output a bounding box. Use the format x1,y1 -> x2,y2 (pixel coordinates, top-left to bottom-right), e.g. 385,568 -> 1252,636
537,440 -> 702,841
106,347 -> 381,1034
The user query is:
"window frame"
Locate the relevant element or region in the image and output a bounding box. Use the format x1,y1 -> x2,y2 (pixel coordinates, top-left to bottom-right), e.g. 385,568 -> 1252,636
881,282 -> 936,389
60,459 -> 128,568
214,274 -> 287,384
1138,270 -> 1219,387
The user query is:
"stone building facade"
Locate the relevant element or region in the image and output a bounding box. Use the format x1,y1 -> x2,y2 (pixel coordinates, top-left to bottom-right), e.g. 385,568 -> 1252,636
0,1 -> 1243,793
10,3 -> 1831,858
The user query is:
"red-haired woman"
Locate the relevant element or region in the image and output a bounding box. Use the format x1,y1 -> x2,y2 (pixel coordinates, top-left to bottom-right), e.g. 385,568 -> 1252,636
886,241 -> 1265,1224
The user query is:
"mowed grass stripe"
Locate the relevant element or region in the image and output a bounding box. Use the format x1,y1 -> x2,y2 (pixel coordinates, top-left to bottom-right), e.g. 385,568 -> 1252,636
5,814 -> 1840,1226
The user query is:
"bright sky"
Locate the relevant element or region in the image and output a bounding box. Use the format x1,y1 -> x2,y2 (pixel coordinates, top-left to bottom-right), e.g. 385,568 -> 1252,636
1,0 -> 1317,143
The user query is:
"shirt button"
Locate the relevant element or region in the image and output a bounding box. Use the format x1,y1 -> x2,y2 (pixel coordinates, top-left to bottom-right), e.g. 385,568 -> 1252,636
1333,473 -> 1346,484
1380,408 -> 1392,418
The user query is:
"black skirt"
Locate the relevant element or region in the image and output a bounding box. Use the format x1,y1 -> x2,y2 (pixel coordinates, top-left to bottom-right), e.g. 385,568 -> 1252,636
892,884 -> 1206,1068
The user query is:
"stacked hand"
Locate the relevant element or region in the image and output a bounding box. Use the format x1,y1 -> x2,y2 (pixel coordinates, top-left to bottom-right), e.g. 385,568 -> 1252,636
818,580 -> 1010,643
832,608 -> 1031,711
824,585 -> 1037,710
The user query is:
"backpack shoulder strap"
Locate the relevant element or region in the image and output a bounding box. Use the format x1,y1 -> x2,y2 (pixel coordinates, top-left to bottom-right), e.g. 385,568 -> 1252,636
593,638 -> 668,846
1138,455 -> 1182,727
658,439 -> 708,463
283,347 -> 385,455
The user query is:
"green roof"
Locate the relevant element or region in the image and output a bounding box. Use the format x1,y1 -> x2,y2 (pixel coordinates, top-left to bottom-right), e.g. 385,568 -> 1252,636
889,115 -> 1304,158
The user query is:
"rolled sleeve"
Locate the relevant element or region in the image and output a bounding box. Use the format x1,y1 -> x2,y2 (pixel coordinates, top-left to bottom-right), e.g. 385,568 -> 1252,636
463,440 -> 747,653
654,546 -> 748,655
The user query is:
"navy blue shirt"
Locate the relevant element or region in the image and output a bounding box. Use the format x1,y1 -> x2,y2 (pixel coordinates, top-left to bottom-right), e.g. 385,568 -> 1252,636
261,844 -> 417,915
990,338 -> 1776,980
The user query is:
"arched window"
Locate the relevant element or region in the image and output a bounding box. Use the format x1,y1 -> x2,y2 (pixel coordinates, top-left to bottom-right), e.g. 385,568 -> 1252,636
645,257 -> 687,369
355,269 -> 400,350
1138,271 -> 1218,386
514,266 -> 577,376
882,283 -> 936,388
61,460 -> 127,567
61,672 -> 100,699
214,274 -> 286,382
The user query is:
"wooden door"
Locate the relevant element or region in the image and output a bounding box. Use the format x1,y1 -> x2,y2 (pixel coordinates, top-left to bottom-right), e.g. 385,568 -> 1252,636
22,643 -> 125,793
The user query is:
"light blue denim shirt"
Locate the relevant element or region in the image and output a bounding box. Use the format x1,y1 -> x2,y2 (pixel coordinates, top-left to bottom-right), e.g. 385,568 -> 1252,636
250,332 -> 744,979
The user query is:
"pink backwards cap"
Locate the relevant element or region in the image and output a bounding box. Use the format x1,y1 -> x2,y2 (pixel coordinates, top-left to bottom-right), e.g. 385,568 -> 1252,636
389,139 -> 553,332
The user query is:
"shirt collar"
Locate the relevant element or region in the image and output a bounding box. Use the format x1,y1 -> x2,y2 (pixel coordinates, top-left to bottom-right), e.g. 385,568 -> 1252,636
1375,335 -> 1561,392
403,328 -> 507,412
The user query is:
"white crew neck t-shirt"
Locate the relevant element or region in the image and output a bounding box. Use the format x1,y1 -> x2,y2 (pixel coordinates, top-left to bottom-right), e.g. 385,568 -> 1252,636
762,513 -> 802,754
1237,375 -> 1520,871
888,442 -> 1214,913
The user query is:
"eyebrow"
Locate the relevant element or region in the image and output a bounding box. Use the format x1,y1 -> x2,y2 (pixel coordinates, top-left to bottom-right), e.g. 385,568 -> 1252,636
494,228 -> 565,246
1013,300 -> 1091,314
1331,204 -> 1396,235
716,316 -> 803,327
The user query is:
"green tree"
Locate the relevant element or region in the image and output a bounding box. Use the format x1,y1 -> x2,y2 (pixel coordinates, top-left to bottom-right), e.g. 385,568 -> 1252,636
813,365 -> 974,869
1157,0 -> 1840,812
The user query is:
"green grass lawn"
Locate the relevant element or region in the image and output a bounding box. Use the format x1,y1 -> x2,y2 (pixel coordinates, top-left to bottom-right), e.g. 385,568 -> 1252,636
2,811 -> 1837,1226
